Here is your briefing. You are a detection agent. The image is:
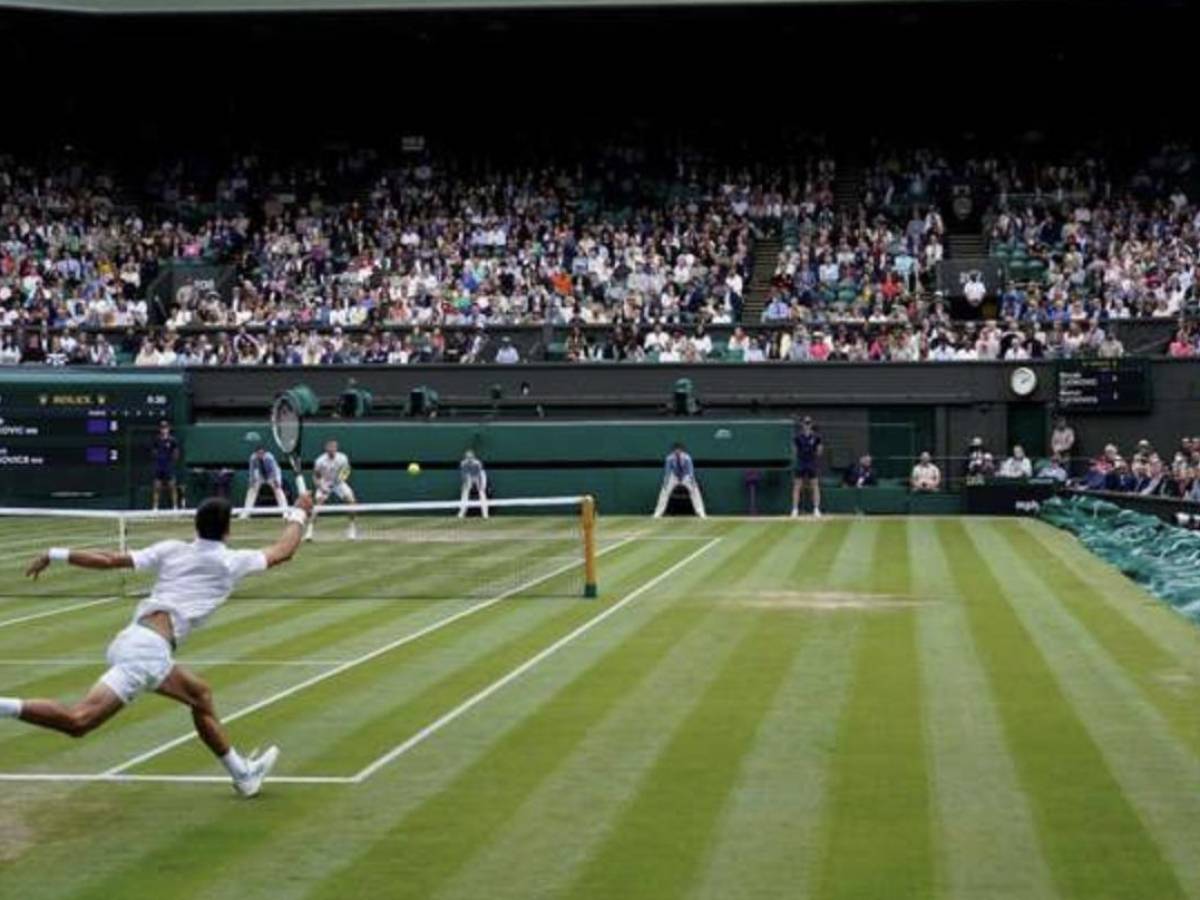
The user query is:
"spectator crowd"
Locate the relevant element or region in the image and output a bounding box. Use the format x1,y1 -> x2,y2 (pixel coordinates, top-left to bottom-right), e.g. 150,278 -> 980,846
1,141 -> 1197,366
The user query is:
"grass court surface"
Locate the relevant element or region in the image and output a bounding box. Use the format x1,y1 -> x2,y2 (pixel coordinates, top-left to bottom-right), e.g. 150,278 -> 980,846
0,514 -> 1197,899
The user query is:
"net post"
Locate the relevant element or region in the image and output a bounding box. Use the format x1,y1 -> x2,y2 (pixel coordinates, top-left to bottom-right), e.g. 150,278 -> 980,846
118,514 -> 128,554
581,494 -> 598,598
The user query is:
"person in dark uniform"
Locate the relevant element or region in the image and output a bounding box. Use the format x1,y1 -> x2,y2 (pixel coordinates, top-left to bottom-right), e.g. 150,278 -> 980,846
791,416 -> 823,518
151,420 -> 181,511
842,454 -> 877,488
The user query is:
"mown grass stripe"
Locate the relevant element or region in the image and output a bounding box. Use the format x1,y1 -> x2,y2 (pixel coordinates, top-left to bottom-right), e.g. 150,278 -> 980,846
692,614 -> 856,900
434,604 -> 772,900
788,518 -> 852,585
561,522 -> 852,900
814,520 -> 937,900
910,520 -> 1056,900
938,519 -> 1186,900
971,522 -> 1200,900
1002,522 -> 1200,757
563,608 -> 810,900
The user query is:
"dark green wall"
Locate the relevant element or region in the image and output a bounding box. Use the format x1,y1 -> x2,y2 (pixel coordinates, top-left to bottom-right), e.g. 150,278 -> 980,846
185,419 -> 795,515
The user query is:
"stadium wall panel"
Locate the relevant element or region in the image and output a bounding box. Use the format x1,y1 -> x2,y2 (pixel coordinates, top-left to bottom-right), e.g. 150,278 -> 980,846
185,419 -> 795,515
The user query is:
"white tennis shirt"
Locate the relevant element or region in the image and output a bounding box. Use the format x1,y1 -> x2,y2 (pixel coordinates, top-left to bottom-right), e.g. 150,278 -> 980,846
130,539 -> 268,643
313,451 -> 350,488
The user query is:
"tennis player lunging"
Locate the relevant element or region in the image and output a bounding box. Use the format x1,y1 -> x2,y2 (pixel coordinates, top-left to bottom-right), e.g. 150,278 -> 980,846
306,439 -> 358,541
0,494 -> 313,797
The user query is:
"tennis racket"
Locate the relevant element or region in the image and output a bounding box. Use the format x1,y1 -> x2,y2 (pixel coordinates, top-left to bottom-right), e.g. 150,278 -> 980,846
271,392 -> 308,495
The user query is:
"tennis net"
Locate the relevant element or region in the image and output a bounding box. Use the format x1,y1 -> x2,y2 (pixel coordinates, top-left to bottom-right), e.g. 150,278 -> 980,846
0,496 -> 599,601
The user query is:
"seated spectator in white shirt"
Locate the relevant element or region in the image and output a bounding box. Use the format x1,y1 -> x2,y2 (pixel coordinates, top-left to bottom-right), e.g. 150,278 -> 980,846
643,324 -> 669,352
727,327 -> 751,354
998,445 -> 1033,479
910,451 -> 942,492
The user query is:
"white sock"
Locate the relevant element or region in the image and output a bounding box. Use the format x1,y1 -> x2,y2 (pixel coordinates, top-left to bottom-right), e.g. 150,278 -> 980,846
220,748 -> 249,779
0,697 -> 23,718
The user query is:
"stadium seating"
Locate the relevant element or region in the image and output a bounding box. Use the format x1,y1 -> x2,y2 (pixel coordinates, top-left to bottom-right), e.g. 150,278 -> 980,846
2,141 -> 1197,366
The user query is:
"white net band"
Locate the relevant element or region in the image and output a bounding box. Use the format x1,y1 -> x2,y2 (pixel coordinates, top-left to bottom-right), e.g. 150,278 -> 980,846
0,496 -> 586,521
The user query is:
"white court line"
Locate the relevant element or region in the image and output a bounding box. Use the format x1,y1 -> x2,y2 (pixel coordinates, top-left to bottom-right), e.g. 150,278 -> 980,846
0,596 -> 120,630
0,773 -> 353,784
604,534 -> 723,542
103,536 -> 639,776
352,536 -> 723,783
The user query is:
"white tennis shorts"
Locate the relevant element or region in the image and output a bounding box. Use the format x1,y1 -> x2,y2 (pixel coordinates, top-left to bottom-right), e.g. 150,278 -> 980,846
317,481 -> 354,502
100,624 -> 174,704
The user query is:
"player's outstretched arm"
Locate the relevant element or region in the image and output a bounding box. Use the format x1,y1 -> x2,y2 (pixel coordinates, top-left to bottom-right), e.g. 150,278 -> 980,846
25,550 -> 134,580
262,493 -> 314,568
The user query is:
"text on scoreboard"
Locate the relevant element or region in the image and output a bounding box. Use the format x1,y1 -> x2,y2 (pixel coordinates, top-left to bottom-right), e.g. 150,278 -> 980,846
1056,359 -> 1152,412
0,374 -> 187,504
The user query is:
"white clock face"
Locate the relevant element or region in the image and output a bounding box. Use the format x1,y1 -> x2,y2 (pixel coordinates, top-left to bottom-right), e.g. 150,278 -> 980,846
1010,366 -> 1038,396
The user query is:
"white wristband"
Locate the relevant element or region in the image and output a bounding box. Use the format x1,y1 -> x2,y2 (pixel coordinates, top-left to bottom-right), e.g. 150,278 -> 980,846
284,508 -> 308,526
49,548 -> 70,562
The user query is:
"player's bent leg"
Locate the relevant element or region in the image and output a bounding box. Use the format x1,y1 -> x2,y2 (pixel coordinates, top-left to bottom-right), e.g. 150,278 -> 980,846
16,681 -> 125,738
242,480 -> 262,519
342,486 -> 358,539
156,665 -> 231,756
156,665 -> 279,797
653,476 -> 677,518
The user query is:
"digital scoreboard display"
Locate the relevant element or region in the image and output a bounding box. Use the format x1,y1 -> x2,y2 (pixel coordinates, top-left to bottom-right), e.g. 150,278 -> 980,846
1056,359 -> 1152,413
0,375 -> 185,504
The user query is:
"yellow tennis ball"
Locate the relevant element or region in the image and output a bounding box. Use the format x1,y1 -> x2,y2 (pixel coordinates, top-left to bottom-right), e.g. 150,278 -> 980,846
407,462 -> 421,476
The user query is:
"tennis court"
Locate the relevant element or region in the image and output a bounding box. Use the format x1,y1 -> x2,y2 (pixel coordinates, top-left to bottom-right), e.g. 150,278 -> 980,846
0,514 -> 1197,899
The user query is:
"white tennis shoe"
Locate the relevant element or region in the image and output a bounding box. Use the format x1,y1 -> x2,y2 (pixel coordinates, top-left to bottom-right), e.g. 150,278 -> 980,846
233,745 -> 279,798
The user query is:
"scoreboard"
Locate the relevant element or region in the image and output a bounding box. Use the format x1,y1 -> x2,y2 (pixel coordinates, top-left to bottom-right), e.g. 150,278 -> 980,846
1056,359 -> 1152,413
0,373 -> 187,506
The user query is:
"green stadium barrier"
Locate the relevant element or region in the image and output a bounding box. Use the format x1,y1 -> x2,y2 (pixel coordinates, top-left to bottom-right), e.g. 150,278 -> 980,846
183,419 -> 795,515
184,420 -> 791,466
1040,495 -> 1200,624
